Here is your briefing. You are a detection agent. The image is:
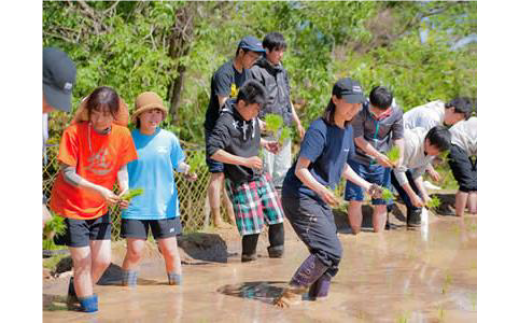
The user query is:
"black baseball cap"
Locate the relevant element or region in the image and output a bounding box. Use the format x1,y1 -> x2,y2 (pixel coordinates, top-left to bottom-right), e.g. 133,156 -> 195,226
43,47 -> 77,112
332,78 -> 365,104
237,36 -> 265,53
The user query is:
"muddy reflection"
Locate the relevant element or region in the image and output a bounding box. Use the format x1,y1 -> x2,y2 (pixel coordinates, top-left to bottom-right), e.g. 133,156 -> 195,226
218,281 -> 286,304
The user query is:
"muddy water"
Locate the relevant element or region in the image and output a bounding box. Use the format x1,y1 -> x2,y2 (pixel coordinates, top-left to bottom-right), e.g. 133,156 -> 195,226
43,214 -> 476,322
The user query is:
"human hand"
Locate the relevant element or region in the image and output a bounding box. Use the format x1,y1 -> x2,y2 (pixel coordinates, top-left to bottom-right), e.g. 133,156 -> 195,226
319,187 -> 340,207
375,153 -> 394,168
245,156 -> 263,170
422,195 -> 432,207
367,184 -> 383,199
264,140 -> 281,154
259,119 -> 266,132
184,172 -> 198,182
98,186 -> 120,206
297,124 -> 305,139
411,193 -> 424,208
427,168 -> 441,182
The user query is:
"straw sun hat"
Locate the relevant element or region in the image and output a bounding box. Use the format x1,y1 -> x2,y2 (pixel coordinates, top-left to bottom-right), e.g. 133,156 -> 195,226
131,91 -> 168,124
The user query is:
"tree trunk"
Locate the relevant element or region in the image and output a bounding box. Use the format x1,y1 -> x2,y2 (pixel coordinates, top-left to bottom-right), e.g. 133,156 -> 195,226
167,3 -> 198,121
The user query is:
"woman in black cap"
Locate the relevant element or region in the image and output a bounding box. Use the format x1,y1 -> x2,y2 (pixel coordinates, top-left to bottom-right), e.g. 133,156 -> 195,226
275,78 -> 382,308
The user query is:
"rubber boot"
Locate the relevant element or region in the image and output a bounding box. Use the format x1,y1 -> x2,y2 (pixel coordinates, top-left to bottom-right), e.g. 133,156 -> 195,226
407,209 -> 422,228
267,245 -> 284,258
289,254 -> 328,290
122,270 -> 138,287
78,294 -> 98,313
308,273 -> 332,300
167,272 -> 182,285
241,234 -> 259,263
66,277 -> 79,310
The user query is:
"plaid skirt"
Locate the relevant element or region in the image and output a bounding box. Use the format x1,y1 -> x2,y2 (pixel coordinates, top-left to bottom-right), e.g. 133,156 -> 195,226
225,173 -> 284,236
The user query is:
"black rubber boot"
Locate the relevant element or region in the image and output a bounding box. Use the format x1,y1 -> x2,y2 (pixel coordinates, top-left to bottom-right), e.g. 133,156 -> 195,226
241,234 -> 259,262
407,209 -> 422,228
267,223 -> 284,258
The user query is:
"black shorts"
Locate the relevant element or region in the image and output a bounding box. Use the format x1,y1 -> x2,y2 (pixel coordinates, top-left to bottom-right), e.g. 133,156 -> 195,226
448,144 -> 477,192
55,213 -> 112,248
120,217 -> 183,240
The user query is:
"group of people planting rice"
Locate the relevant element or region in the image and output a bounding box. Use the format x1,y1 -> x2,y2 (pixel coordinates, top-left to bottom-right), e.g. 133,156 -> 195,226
42,32 -> 476,313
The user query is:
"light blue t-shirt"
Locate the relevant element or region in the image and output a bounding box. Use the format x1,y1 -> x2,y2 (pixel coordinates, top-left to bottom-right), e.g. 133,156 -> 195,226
122,128 -> 185,220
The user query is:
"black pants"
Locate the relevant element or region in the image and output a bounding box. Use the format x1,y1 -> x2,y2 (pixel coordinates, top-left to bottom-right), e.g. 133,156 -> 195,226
448,144 -> 477,192
281,196 -> 342,277
391,170 -> 422,213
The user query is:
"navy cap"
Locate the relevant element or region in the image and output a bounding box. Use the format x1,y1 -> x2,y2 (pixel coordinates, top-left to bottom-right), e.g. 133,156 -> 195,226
333,78 -> 365,104
43,47 -> 77,112
238,36 -> 265,53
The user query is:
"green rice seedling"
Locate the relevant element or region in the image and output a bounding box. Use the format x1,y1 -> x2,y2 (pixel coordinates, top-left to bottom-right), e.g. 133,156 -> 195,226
381,188 -> 394,201
122,188 -> 144,201
43,214 -> 66,238
279,126 -> 293,144
385,146 -> 400,165
188,150 -> 205,174
437,307 -> 446,322
426,196 -> 441,209
470,292 -> 477,310
265,114 -> 283,134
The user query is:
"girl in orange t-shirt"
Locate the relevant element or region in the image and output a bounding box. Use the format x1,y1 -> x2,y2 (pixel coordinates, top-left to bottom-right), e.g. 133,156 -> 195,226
50,86 -> 137,312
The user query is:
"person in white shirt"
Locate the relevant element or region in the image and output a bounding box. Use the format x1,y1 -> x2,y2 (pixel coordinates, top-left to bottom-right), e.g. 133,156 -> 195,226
403,98 -> 473,182
391,126 -> 452,227
447,117 -> 477,216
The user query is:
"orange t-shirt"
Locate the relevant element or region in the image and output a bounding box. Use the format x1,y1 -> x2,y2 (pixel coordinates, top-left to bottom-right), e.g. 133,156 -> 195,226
50,122 -> 138,220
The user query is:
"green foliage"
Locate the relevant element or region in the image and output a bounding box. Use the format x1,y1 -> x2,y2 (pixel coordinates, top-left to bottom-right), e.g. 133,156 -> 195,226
426,196 -> 441,209
381,188 -> 394,202
279,126 -> 293,144
188,150 -> 206,174
121,188 -> 144,201
43,214 -> 66,238
385,146 -> 400,165
265,114 -> 284,134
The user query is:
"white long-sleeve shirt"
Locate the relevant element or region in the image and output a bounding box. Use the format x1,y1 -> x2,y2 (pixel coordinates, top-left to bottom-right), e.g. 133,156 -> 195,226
393,127 -> 435,186
403,100 -> 445,131
450,117 -> 477,156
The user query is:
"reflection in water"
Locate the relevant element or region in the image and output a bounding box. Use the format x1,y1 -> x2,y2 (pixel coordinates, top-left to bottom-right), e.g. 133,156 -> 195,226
218,282 -> 286,304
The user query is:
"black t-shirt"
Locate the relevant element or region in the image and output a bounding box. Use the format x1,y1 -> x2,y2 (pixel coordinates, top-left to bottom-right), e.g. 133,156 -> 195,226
204,60 -> 250,131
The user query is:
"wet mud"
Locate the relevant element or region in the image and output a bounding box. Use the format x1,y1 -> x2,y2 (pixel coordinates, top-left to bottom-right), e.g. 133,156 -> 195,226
43,196 -> 476,322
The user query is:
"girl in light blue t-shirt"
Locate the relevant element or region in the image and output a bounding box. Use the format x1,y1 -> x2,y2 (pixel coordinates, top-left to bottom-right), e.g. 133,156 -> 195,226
121,92 -> 196,287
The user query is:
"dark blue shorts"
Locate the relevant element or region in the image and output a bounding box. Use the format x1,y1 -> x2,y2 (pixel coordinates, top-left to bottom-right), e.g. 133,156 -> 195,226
121,217 -> 182,240
448,144 -> 477,192
55,213 -> 112,248
345,159 -> 391,205
205,128 -> 224,173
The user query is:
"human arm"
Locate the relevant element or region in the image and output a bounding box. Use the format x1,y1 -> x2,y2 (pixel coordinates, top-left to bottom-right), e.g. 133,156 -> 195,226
290,101 -> 305,139
294,157 -> 338,206
60,163 -> 120,206
354,136 -> 394,168
413,175 -> 431,206
116,165 -> 130,209
178,161 -> 198,182
210,149 -> 263,170
425,163 -> 440,182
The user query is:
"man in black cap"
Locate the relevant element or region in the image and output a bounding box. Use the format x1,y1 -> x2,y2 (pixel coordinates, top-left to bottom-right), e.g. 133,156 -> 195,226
203,36 -> 265,228
42,47 -> 77,228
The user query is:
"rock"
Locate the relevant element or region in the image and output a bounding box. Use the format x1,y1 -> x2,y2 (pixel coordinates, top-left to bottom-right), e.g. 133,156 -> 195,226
178,233 -> 228,263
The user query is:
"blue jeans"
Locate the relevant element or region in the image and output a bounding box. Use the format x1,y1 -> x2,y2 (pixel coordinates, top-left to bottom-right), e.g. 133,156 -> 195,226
344,159 -> 391,205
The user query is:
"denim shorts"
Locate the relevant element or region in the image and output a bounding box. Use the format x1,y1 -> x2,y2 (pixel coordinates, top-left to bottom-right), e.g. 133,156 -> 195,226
344,159 -> 391,205
205,128 -> 224,173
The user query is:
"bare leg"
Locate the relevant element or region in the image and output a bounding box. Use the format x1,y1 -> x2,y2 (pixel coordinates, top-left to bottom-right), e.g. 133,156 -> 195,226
89,239 -> 111,284
157,237 -> 182,276
455,191 -> 469,217
221,181 -> 236,226
208,172 -> 225,227
372,205 -> 387,233
347,201 -> 363,234
122,238 -> 145,271
467,192 -> 477,214
69,246 -> 94,297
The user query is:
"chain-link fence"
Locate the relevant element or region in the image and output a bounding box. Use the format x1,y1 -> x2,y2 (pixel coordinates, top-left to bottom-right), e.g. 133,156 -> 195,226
43,142 -> 231,240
